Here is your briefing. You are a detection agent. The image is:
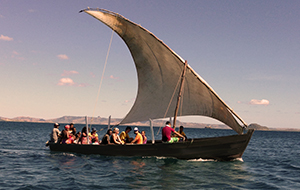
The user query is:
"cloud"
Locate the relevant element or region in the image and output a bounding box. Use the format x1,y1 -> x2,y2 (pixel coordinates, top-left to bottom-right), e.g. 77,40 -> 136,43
90,72 -> 96,78
77,83 -> 90,87
61,70 -> 79,76
57,77 -> 90,87
122,97 -> 135,105
11,50 -> 25,61
249,99 -> 270,105
57,78 -> 75,86
57,54 -> 69,60
0,34 -> 13,41
109,75 -> 119,80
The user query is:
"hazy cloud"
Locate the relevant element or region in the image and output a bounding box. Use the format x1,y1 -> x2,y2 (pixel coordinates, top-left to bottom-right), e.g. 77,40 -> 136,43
238,99 -> 270,105
109,75 -> 119,80
57,77 -> 90,87
122,97 -> 135,105
61,70 -> 79,76
11,50 -> 25,61
57,54 -> 69,60
0,34 -> 13,41
77,83 -> 90,87
249,99 -> 270,105
90,72 -> 96,78
57,78 -> 75,86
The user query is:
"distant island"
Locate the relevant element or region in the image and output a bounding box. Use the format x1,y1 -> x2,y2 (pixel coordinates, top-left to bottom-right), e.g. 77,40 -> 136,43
0,116 -> 299,132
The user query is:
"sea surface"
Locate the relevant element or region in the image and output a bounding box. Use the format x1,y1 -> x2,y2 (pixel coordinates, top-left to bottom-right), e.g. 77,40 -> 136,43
0,121 -> 299,190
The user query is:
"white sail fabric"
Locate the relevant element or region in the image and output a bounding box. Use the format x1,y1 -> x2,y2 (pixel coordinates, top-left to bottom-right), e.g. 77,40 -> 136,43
83,9 -> 246,134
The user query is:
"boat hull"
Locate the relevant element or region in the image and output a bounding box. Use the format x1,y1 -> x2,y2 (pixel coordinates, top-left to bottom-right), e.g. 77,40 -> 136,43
49,129 -> 254,161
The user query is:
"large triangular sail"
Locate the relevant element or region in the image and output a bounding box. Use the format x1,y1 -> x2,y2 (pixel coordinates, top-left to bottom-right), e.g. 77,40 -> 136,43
81,8 -> 247,134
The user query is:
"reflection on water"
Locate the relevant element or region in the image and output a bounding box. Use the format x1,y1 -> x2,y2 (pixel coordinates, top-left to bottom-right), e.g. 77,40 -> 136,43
130,159 -> 146,176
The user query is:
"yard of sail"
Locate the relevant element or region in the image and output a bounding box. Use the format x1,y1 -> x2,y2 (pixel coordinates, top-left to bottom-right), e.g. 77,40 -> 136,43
82,8 -> 246,135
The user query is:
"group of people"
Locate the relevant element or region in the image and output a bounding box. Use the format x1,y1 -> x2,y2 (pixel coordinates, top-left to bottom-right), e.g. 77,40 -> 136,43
101,126 -> 147,145
49,123 -> 148,145
49,121 -> 187,145
162,121 -> 187,143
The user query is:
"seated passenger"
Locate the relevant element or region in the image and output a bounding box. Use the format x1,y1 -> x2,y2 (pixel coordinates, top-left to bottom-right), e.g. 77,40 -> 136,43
90,128 -> 99,145
49,123 -> 61,143
162,121 -> 185,143
79,126 -> 90,144
176,126 -> 187,141
61,125 -> 74,144
101,129 -> 113,145
131,127 -> 143,144
73,131 -> 81,144
141,130 -> 147,144
69,123 -> 76,136
120,126 -> 133,144
110,127 -> 124,145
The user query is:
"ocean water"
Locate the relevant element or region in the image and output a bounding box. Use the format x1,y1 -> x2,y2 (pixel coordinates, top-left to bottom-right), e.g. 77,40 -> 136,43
0,121 -> 299,190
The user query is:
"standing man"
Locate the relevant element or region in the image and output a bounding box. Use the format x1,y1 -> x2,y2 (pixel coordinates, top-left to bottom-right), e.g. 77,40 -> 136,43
162,121 -> 185,143
50,123 -> 61,143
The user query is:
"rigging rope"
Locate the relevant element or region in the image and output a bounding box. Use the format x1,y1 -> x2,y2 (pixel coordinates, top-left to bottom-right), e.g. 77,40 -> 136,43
156,72 -> 182,135
89,31 -> 114,129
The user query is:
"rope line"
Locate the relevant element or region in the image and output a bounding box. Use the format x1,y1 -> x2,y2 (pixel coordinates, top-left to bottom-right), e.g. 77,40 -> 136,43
156,73 -> 182,136
89,31 -> 114,128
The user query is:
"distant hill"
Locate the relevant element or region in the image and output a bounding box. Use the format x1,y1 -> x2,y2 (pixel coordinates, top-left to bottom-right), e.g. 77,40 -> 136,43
4,116 -> 299,132
0,115 -> 229,129
248,123 -> 269,130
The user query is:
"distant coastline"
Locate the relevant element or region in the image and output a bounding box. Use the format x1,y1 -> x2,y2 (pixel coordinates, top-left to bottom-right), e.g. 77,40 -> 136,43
0,116 -> 299,132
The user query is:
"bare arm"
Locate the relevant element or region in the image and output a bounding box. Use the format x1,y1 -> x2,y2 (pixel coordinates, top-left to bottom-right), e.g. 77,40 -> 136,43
173,131 -> 185,141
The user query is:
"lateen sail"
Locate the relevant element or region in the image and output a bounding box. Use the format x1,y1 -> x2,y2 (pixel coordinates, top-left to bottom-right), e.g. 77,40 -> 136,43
82,8 -> 247,134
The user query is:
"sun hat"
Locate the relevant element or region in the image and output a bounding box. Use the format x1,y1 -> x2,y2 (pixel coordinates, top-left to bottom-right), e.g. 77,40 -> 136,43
134,127 -> 139,131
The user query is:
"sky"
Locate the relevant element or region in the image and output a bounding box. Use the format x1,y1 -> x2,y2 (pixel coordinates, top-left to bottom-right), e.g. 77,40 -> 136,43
1,0 -> 299,129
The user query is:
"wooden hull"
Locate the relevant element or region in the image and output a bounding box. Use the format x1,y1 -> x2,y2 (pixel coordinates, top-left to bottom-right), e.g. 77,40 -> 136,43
49,129 -> 254,161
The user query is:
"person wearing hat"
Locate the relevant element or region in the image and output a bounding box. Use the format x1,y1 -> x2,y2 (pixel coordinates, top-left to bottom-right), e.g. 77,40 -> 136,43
131,127 -> 143,144
90,128 -> 99,144
49,123 -> 61,143
61,125 -> 73,144
120,126 -> 133,144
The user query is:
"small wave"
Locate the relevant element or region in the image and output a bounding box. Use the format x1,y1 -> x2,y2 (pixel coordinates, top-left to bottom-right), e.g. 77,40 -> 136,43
188,158 -> 216,162
188,157 -> 244,162
290,164 -> 300,170
233,157 -> 244,162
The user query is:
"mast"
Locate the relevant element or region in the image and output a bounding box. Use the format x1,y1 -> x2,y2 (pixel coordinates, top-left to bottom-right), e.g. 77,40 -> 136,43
85,116 -> 89,144
173,60 -> 187,129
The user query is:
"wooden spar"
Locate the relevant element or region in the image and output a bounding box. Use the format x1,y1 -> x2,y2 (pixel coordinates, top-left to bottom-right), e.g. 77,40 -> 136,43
85,116 -> 89,144
149,119 -> 155,144
108,115 -> 111,129
173,60 -> 187,129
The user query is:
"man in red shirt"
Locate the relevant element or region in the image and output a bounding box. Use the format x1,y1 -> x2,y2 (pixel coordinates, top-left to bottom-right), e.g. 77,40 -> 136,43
162,121 -> 185,143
